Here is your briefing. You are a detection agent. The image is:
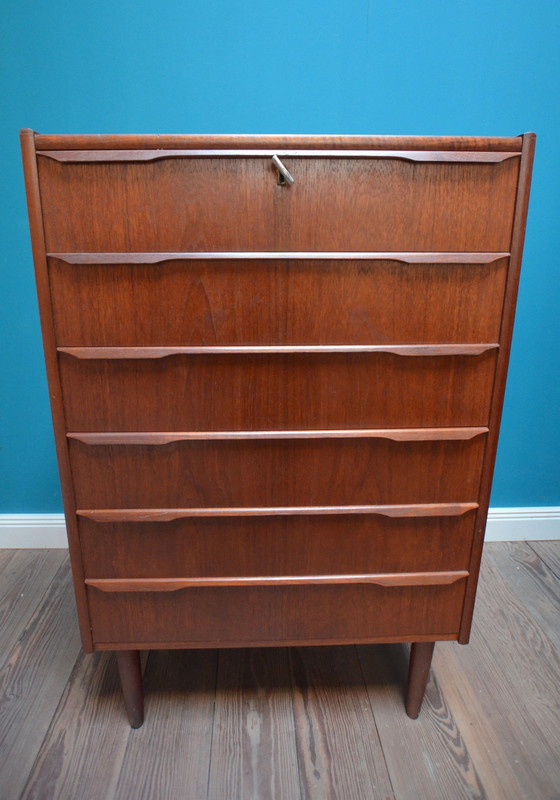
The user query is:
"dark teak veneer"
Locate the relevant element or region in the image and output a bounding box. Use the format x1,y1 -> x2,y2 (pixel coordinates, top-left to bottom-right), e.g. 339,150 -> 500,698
21,130 -> 535,726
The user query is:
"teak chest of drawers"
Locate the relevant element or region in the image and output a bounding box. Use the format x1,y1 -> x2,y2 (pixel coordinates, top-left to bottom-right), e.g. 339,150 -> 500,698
21,130 -> 535,727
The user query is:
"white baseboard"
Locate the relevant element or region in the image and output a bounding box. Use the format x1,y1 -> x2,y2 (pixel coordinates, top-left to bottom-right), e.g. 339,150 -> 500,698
484,507 -> 560,542
0,514 -> 69,548
0,508 -> 558,548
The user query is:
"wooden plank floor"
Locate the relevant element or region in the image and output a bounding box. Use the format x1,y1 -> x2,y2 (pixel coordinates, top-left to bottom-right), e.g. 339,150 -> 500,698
1,542 -> 559,800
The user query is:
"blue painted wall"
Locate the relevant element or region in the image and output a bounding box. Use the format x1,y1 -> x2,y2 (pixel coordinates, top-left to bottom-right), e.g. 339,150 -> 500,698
2,1 -> 559,511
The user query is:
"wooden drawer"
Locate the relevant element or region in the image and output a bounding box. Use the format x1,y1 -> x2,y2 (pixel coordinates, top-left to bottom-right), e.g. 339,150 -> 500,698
79,513 -> 477,579
69,435 -> 486,509
87,580 -> 467,646
49,255 -> 509,347
59,350 -> 498,431
38,153 -> 519,252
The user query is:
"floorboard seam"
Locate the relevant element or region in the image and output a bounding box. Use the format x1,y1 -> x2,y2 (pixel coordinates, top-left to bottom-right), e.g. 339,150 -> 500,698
287,648 -> 306,800
0,551 -> 67,674
355,644 -> 397,800
485,543 -> 560,651
7,556 -> 79,800
4,546 -> 560,798
205,648 -> 220,800
526,540 -> 560,581
0,554 -> 70,671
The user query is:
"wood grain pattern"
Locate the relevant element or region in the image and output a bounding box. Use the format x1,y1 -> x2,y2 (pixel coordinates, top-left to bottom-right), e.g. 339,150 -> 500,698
38,156 -> 519,252
0,557 -> 81,800
358,643 -> 489,799
529,540 -> 560,580
19,651 -> 131,800
290,645 -> 395,800
473,554 -> 560,768
68,436 -> 486,509
21,131 -> 535,720
21,647 -> 217,800
49,256 -> 509,347
20,650 -> 152,800
113,650 -> 218,800
0,549 -> 66,671
208,648 -> 301,800
59,351 -> 498,431
0,549 -> 15,570
6,543 -> 559,799
32,131 -> 524,151
433,640 -> 546,800
77,514 -> 476,582
86,581 -> 466,645
485,541 -> 560,650
435,548 -> 560,799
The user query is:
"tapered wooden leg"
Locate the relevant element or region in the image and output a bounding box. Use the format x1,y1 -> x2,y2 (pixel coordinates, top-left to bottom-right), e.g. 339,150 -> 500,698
116,650 -> 144,728
405,641 -> 435,719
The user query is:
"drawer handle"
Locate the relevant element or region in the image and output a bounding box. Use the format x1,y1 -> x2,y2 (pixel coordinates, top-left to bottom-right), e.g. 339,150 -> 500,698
38,149 -> 521,164
272,154 -> 295,185
77,503 -> 479,522
48,251 -> 510,265
86,571 -> 470,592
68,427 -> 489,446
58,343 -> 498,359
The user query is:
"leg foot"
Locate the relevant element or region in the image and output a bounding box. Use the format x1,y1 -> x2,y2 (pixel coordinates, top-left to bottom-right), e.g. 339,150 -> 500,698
405,641 -> 435,719
116,650 -> 144,728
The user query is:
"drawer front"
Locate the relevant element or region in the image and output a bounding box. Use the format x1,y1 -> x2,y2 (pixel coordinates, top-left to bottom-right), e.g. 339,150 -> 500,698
79,514 -> 476,579
49,257 -> 509,347
38,155 -> 518,252
69,436 -> 486,508
87,581 -> 467,645
60,351 -> 497,431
